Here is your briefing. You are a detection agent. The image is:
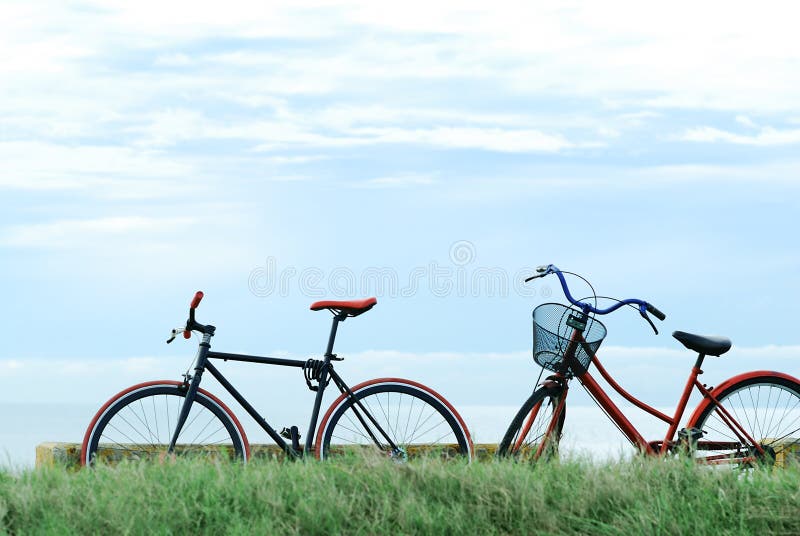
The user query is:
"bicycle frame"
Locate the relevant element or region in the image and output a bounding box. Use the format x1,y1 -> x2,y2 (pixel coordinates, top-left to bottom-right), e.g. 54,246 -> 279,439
552,330 -> 766,461
516,266 -> 797,465
167,313 -> 400,458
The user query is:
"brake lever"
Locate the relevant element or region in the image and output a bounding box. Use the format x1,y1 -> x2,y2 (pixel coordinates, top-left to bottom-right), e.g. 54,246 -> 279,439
166,327 -> 185,344
524,265 -> 554,283
639,310 -> 659,335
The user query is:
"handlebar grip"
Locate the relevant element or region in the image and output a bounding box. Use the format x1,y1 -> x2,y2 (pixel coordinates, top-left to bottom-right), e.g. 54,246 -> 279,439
646,303 -> 666,321
190,291 -> 204,309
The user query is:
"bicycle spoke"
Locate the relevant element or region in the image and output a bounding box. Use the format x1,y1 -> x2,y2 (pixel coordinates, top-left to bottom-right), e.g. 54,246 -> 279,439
341,413 -> 375,443
137,400 -> 156,445
116,409 -> 159,446
196,424 -> 228,446
407,419 -> 448,445
128,402 -> 158,445
335,421 -> 374,443
402,396 -> 416,445
151,396 -> 160,443
189,413 -> 223,444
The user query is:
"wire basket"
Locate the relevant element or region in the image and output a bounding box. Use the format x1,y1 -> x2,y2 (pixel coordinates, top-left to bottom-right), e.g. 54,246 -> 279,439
532,303 -> 607,376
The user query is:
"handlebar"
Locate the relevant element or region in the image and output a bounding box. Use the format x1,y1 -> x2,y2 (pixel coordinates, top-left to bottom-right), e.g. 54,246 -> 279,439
190,291 -> 204,309
167,290 -> 215,343
646,303 -> 666,321
184,291 -> 206,339
527,264 -> 666,333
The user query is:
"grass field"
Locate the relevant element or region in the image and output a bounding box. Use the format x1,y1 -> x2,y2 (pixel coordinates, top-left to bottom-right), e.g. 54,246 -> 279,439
1,455 -> 799,535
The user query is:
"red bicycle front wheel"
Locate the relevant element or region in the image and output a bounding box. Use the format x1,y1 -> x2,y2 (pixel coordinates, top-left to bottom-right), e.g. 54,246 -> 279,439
497,385 -> 565,461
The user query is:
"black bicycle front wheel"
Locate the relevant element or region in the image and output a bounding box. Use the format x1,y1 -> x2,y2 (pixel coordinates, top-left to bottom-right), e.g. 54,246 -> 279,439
82,381 -> 248,466
497,385 -> 565,461
316,379 -> 472,461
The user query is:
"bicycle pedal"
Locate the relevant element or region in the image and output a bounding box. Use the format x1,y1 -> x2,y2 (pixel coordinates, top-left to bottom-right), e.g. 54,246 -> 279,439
676,428 -> 704,452
281,425 -> 302,439
678,427 -> 704,442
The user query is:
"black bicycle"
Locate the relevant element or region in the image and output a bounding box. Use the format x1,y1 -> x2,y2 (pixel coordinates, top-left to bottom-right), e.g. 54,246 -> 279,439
81,292 -> 472,464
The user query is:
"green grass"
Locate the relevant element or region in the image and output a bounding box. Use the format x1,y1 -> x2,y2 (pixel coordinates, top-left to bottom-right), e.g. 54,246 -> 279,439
1,455 -> 799,535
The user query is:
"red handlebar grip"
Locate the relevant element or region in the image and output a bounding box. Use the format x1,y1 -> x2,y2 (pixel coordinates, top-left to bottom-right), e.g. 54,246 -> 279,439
190,291 -> 204,309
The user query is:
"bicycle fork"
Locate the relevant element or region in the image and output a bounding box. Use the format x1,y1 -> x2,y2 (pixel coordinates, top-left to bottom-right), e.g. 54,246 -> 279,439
514,380 -> 568,457
168,333 -> 212,453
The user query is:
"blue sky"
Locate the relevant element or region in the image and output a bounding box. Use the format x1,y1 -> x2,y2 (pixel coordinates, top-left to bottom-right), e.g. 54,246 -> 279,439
2,1 -> 800,448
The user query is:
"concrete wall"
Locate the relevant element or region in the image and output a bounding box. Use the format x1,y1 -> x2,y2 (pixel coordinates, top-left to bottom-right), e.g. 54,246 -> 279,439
36,443 -> 499,468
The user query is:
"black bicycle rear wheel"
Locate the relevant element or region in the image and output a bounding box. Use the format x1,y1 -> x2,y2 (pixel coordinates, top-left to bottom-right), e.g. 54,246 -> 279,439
497,385 -> 565,461
317,380 -> 471,461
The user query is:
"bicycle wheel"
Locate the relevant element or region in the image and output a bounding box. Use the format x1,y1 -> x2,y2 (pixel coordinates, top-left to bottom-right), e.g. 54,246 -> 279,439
497,385 -> 565,461
315,378 -> 472,461
690,376 -> 800,467
81,381 -> 249,466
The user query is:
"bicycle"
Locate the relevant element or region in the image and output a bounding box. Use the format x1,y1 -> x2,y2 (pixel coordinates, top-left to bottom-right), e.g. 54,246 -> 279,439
81,292 -> 472,465
497,265 -> 800,467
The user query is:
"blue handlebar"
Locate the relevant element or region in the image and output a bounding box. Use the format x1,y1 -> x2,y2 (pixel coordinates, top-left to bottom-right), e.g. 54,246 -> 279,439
542,264 -> 649,316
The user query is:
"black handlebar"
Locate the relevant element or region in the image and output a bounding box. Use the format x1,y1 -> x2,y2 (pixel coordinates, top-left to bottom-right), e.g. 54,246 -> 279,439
646,303 -> 666,321
182,291 -> 214,339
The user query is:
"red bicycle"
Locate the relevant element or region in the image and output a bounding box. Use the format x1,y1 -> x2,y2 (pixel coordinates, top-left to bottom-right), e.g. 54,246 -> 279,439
498,265 -> 800,467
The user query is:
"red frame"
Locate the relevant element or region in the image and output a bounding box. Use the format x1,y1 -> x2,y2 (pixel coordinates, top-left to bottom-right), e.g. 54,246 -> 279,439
545,332 -> 800,461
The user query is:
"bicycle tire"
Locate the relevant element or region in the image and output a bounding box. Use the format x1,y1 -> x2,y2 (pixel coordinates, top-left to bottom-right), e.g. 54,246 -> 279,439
689,375 -> 800,467
315,378 -> 472,461
81,381 -> 249,466
497,385 -> 565,461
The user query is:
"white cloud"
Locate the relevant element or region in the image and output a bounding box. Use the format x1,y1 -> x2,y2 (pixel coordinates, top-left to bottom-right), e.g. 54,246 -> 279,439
735,115 -> 759,129
0,216 -> 195,249
315,105 -> 533,130
358,175 -> 435,189
154,53 -> 193,66
0,141 -> 193,198
263,155 -> 328,165
128,107 -> 579,153
356,126 -> 576,153
3,0 -> 800,123
681,126 -> 800,146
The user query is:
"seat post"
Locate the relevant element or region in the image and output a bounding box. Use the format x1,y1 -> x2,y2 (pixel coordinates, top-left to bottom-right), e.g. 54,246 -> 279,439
304,313 -> 346,454
324,313 -> 346,359
694,353 -> 706,370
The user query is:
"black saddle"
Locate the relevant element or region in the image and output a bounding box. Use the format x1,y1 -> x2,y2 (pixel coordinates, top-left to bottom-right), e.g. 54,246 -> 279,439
672,331 -> 731,356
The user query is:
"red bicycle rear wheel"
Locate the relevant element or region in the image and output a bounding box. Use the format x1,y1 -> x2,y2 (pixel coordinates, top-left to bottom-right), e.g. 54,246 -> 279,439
688,375 -> 800,467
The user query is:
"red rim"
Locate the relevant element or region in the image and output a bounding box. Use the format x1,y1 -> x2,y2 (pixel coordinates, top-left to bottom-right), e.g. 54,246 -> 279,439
314,377 -> 473,459
80,380 -> 250,466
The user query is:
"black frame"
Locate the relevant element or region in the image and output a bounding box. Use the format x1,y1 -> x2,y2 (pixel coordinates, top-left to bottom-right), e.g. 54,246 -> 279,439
166,311 -> 401,458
